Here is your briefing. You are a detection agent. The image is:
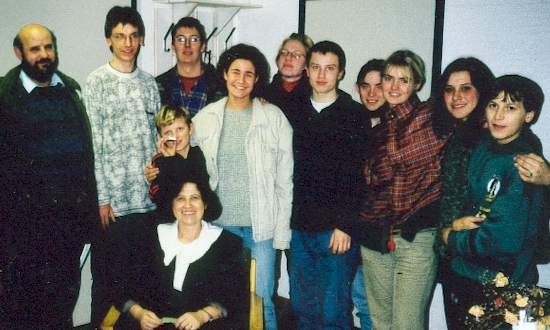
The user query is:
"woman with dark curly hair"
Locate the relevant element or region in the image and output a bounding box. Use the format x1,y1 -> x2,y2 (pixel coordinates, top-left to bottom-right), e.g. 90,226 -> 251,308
191,43 -> 293,330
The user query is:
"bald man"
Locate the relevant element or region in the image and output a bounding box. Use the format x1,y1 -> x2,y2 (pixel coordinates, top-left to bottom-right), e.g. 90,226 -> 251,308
0,24 -> 99,329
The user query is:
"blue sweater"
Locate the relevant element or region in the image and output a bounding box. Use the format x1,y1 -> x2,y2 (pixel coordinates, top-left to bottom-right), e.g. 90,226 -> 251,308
447,129 -> 546,284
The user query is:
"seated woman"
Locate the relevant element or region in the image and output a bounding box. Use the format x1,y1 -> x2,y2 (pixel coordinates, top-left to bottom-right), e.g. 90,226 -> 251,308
119,173 -> 247,330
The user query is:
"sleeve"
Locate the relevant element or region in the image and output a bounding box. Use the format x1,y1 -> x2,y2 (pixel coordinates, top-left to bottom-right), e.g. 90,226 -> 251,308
447,169 -> 530,262
82,74 -> 109,206
273,110 -> 294,250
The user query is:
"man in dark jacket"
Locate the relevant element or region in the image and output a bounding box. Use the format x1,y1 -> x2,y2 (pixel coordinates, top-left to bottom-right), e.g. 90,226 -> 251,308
0,24 -> 99,329
156,17 -> 223,117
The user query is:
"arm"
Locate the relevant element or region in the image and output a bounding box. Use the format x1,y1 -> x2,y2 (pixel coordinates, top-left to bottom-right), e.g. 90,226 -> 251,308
82,76 -> 113,227
441,216 -> 485,245
273,111 -> 294,250
515,153 -> 550,186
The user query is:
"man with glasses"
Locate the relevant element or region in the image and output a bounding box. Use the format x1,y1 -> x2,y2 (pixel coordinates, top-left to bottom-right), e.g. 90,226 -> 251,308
83,6 -> 160,328
156,17 -> 223,117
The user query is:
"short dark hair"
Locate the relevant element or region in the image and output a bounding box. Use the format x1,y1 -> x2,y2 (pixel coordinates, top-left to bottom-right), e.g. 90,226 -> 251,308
490,75 -> 545,126
432,57 -> 495,138
217,43 -> 270,98
167,172 -> 222,222
104,6 -> 145,38
171,17 -> 207,45
306,40 -> 346,72
356,59 -> 384,84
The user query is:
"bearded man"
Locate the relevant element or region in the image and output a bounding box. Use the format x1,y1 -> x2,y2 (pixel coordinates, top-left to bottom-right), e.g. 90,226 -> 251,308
0,24 -> 99,329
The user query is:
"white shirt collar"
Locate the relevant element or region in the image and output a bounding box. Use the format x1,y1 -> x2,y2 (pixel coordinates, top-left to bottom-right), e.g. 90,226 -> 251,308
19,69 -> 64,94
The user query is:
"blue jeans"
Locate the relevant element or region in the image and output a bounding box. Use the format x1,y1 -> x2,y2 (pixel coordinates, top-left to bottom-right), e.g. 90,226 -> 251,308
352,266 -> 372,330
219,225 -> 278,330
361,230 -> 438,330
290,230 -> 359,330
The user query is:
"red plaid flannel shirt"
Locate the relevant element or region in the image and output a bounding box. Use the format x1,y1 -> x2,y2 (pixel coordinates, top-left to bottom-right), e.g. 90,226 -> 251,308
362,97 -> 447,227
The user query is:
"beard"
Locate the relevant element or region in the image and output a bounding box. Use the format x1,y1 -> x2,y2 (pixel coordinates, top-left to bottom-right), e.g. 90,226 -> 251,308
20,52 -> 59,83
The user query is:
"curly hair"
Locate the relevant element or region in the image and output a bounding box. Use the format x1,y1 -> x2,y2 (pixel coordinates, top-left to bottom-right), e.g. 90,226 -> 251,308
217,43 -> 270,99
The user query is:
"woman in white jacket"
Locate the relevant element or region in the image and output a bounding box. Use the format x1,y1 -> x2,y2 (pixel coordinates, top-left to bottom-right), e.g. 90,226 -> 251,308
191,43 -> 293,330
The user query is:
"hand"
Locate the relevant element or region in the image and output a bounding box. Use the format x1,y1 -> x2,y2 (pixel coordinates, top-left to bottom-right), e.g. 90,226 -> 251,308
129,304 -> 163,330
99,204 -> 115,230
258,97 -> 270,105
328,229 -> 351,254
144,164 -> 160,183
174,311 -> 207,330
451,216 -> 484,231
157,136 -> 177,157
515,153 -> 550,186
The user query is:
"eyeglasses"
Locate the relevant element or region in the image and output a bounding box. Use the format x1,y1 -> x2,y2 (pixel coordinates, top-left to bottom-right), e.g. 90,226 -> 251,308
111,33 -> 141,44
279,50 -> 306,60
175,36 -> 200,45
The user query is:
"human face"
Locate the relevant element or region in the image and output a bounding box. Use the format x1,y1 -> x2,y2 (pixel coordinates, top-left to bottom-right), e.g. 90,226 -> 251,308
223,59 -> 258,101
277,39 -> 307,82
306,52 -> 343,97
172,26 -> 205,66
106,23 -> 143,66
356,70 -> 385,111
382,65 -> 419,107
443,71 -> 480,121
172,182 -> 205,226
160,117 -> 193,156
14,25 -> 58,85
486,92 -> 534,145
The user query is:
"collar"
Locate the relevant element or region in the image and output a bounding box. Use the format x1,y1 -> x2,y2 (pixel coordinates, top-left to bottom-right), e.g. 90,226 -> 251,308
19,70 -> 64,93
157,220 -> 223,266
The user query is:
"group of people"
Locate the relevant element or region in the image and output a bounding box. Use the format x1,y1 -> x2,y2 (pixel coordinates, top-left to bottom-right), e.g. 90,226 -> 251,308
1,4 -> 550,330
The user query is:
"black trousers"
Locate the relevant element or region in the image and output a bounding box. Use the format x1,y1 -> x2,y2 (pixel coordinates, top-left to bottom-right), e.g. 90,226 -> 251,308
0,212 -> 84,330
90,211 -> 156,328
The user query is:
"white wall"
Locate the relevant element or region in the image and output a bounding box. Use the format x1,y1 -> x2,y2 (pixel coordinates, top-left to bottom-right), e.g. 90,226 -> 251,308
305,0 -> 436,102
0,0 -> 130,85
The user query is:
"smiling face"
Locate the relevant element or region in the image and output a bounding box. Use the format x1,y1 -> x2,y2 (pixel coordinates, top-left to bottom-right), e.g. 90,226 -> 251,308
224,59 -> 258,101
277,39 -> 307,82
159,117 -> 193,157
172,182 -> 205,227
486,91 -> 534,144
444,71 -> 480,121
106,23 -> 143,67
382,65 -> 419,107
172,26 -> 205,67
356,70 -> 385,112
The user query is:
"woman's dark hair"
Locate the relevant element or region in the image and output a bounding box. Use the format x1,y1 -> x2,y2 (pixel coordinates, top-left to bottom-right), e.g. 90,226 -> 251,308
165,172 -> 222,222
432,57 -> 495,138
217,43 -> 270,98
356,59 -> 384,84
489,74 -> 544,126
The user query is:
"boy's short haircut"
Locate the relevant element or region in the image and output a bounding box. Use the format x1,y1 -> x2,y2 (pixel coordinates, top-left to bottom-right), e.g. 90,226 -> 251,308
306,41 -> 346,73
104,6 -> 145,38
171,17 -> 207,45
155,103 -> 192,134
490,75 -> 545,125
383,49 -> 426,91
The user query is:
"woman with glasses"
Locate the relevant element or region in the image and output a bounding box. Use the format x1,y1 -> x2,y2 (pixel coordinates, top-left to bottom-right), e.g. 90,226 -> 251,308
357,50 -> 447,330
263,33 -> 314,122
191,43 -> 293,330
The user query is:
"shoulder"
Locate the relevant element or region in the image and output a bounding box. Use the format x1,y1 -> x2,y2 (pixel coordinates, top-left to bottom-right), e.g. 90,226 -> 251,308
57,71 -> 81,92
156,66 -> 177,81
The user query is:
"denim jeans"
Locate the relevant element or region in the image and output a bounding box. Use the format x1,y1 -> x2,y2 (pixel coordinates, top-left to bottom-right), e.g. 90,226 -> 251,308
361,230 -> 438,330
352,266 -> 372,330
219,225 -> 278,330
290,230 -> 359,330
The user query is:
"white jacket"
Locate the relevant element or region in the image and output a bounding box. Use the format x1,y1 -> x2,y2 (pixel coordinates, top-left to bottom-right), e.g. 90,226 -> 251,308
191,97 -> 293,250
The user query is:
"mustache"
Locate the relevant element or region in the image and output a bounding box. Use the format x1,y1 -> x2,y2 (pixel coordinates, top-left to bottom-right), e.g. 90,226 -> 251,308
37,58 -> 53,65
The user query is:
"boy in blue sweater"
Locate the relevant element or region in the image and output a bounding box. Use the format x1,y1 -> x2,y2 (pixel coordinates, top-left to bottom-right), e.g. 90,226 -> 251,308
441,75 -> 548,327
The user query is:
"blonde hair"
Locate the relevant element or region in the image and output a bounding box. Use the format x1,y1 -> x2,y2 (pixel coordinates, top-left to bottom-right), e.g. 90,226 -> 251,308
155,103 -> 192,134
384,50 -> 426,91
276,33 -> 314,62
